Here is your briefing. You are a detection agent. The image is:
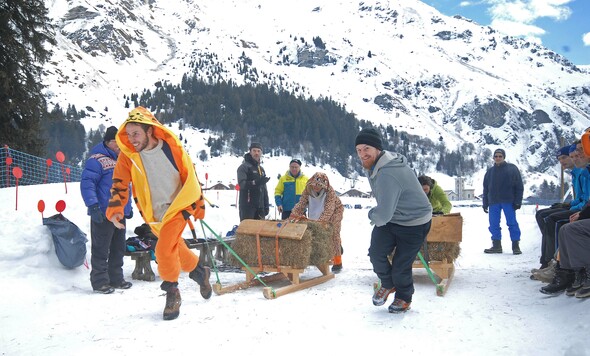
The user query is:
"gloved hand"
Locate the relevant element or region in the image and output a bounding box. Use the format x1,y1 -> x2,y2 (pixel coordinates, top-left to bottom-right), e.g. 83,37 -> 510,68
432,211 -> 444,216
264,207 -> 270,216
513,203 -> 521,210
550,202 -> 562,209
256,176 -> 270,185
125,210 -> 133,219
482,206 -> 488,214
89,204 -> 105,223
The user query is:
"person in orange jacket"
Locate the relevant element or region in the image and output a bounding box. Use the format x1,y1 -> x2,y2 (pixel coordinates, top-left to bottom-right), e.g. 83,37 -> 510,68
106,106 -> 211,321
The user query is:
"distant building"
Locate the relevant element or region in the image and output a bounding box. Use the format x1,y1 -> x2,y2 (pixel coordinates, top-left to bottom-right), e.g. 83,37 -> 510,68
451,177 -> 475,200
206,183 -> 231,190
340,188 -> 370,198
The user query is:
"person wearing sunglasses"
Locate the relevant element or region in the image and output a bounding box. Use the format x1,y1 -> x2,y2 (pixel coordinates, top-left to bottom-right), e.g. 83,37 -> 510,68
482,148 -> 524,254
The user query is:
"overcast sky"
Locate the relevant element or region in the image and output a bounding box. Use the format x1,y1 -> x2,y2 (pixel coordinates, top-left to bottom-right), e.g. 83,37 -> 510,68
426,0 -> 590,66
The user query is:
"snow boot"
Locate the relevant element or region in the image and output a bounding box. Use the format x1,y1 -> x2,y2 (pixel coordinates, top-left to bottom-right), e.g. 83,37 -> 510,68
373,286 -> 396,306
540,266 -> 574,295
93,285 -> 115,294
388,298 -> 411,313
531,263 -> 556,283
512,241 -> 522,255
484,240 -> 502,254
189,263 -> 212,299
566,268 -> 586,296
575,268 -> 590,298
163,287 -> 181,321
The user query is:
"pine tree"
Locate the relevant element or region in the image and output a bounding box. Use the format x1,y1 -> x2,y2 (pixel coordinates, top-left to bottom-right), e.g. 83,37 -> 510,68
0,0 -> 55,155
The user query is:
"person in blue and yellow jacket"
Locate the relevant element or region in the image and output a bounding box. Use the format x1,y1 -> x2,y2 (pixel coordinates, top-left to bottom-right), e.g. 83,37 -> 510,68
274,158 -> 309,220
106,106 -> 211,321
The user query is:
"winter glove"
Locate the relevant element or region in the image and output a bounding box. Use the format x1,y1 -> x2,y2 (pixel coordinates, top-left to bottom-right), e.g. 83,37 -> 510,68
482,206 -> 488,214
264,207 -> 270,216
256,176 -> 270,185
432,211 -> 444,216
513,203 -> 521,210
89,204 -> 105,224
125,210 -> 133,219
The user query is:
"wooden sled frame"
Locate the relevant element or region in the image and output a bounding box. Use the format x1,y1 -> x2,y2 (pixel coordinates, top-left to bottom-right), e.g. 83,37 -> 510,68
412,258 -> 455,296
213,263 -> 335,299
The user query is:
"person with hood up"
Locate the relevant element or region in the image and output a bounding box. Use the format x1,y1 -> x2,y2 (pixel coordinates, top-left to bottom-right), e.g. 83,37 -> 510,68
106,107 -> 211,321
290,172 -> 345,273
355,127 -> 432,313
274,158 -> 309,220
81,126 -> 133,294
237,142 -> 270,221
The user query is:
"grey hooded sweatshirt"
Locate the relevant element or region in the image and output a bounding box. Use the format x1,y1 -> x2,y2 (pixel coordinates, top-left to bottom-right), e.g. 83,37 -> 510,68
365,151 -> 432,227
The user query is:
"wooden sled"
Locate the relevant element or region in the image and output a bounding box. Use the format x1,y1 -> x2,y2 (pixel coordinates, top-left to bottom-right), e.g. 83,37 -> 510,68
213,263 -> 334,299
412,259 -> 455,296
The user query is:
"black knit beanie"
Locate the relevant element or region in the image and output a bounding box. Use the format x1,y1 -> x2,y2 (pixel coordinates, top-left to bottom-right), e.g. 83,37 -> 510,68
494,148 -> 506,158
104,126 -> 118,142
355,128 -> 383,150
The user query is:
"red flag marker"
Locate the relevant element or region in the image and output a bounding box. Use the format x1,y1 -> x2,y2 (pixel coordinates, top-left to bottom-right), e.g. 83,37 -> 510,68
38,200 -> 45,220
44,159 -> 52,184
12,167 -> 22,210
55,200 -> 66,214
55,151 -> 67,194
5,156 -> 12,188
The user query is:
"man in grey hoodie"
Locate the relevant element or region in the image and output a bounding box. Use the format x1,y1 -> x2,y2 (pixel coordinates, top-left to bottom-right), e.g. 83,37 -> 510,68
355,127 -> 432,313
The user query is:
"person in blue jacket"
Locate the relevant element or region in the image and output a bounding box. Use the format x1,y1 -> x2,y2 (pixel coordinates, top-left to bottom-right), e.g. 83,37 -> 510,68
274,159 -> 309,220
482,148 -> 524,254
81,126 -> 133,294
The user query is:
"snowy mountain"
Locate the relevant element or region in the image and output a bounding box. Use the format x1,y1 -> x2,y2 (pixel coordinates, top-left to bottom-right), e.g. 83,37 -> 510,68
42,0 -> 590,191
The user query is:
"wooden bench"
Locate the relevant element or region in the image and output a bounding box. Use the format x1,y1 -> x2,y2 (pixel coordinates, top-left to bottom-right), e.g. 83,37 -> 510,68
126,238 -> 235,282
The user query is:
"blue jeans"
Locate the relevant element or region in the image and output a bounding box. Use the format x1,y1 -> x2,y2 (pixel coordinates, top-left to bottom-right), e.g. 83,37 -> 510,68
488,203 -> 520,241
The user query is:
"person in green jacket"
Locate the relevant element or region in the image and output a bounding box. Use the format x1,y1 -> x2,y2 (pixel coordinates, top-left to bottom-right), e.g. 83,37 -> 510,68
418,175 -> 452,215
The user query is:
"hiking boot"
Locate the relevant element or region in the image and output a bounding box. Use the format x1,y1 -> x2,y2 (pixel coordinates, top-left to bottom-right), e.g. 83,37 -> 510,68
372,286 -> 395,306
575,268 -> 590,298
566,268 -> 586,296
112,280 -> 133,289
512,241 -> 522,255
163,287 -> 181,321
484,240 -> 502,254
531,263 -> 556,283
540,267 -> 574,295
331,264 -> 343,273
93,285 -> 115,294
531,260 -> 555,274
189,264 -> 212,299
388,298 -> 411,313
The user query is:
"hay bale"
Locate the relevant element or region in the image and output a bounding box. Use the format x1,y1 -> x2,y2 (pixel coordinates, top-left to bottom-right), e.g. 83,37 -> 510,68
229,220 -> 333,269
420,242 -> 461,262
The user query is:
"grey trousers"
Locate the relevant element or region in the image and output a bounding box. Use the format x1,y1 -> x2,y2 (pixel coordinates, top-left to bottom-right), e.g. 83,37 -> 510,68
558,219 -> 590,270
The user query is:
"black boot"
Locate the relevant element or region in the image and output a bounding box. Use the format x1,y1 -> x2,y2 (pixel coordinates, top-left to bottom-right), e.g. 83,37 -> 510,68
566,268 -> 586,296
512,241 -> 522,255
484,240 -> 502,254
189,263 -> 212,299
540,266 -> 574,295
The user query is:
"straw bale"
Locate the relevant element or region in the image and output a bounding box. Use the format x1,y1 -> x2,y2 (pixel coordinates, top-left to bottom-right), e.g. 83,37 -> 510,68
229,220 -> 333,269
421,242 -> 461,262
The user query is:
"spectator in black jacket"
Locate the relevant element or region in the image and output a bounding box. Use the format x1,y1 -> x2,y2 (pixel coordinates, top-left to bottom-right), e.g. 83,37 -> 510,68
237,142 -> 270,221
482,148 -> 524,255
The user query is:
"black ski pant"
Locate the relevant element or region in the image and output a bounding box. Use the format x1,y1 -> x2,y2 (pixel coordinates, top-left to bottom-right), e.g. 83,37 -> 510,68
542,209 -> 576,265
368,220 -> 431,303
90,218 -> 126,289
535,207 -> 566,264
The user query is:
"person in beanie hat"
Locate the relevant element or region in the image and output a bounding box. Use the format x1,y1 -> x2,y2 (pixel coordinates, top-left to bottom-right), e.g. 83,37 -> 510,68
274,158 -> 308,220
81,125 -> 133,294
105,107 -> 212,320
237,141 -> 270,221
482,147 -> 524,254
355,127 -> 432,313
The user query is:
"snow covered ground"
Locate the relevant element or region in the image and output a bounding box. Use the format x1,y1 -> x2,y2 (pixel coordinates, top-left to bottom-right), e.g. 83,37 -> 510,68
0,182 -> 588,355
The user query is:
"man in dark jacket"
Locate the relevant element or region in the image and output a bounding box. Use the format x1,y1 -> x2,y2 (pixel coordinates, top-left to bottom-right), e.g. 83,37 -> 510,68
81,126 -> 133,294
482,148 -> 524,254
237,142 -> 270,221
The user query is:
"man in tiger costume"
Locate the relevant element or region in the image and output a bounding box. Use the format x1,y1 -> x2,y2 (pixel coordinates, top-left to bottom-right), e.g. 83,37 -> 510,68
290,172 -> 344,273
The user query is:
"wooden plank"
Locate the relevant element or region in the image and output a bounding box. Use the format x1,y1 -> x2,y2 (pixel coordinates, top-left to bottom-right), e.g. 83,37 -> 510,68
426,213 -> 463,242
212,273 -> 287,295
263,273 -> 335,299
236,219 -> 307,240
